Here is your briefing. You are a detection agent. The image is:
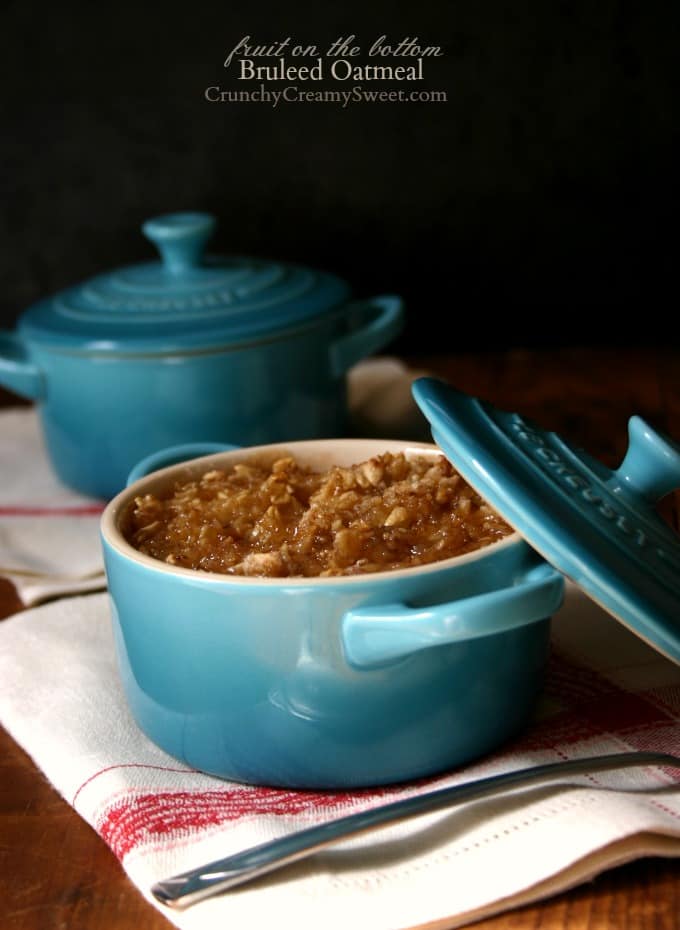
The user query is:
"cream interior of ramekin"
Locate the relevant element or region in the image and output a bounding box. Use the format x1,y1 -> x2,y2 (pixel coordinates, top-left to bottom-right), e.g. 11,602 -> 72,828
101,438 -> 521,585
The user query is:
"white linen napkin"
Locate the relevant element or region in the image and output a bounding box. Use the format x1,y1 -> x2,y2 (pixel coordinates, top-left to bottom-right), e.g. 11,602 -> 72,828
0,583 -> 678,930
0,407 -> 106,604
0,359 -> 429,606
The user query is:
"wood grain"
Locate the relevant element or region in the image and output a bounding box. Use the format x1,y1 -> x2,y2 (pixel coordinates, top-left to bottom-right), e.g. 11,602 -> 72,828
1,347 -> 679,929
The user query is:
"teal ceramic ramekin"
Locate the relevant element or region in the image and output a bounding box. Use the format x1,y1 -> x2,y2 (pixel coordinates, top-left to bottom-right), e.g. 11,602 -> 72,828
100,439 -> 564,789
0,213 -> 404,499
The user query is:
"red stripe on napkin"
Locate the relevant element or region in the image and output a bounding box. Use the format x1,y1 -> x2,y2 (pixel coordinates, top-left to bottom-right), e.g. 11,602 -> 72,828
524,653 -> 680,752
100,784 -> 399,859
0,505 -> 105,516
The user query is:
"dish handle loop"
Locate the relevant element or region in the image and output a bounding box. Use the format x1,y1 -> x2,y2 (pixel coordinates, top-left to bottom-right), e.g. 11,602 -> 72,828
127,443 -> 240,486
341,563 -> 564,669
0,332 -> 45,400
330,296 -> 404,377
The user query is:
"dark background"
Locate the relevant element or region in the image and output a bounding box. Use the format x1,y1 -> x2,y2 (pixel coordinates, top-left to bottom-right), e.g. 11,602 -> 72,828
1,0 -> 678,352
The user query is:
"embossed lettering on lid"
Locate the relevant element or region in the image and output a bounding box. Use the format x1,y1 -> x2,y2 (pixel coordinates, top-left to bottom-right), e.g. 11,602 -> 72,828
413,378 -> 680,664
19,212 -> 350,353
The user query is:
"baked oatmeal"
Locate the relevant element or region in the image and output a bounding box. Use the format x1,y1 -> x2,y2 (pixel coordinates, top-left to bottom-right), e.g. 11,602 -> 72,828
123,452 -> 512,577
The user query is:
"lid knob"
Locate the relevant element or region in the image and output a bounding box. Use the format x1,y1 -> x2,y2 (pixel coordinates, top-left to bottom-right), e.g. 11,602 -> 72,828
614,415 -> 680,503
142,212 -> 217,275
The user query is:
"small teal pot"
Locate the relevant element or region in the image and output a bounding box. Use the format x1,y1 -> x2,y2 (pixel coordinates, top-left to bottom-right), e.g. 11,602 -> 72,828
101,439 -> 564,789
0,213 -> 403,499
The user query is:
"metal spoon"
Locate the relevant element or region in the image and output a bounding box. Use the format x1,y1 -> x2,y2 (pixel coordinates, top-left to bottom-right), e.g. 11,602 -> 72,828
152,751 -> 679,909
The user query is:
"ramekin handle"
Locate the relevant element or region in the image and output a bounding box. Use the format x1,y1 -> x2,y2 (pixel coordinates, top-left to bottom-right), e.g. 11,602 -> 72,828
0,331 -> 45,400
126,443 -> 240,487
330,296 -> 404,376
342,563 -> 564,669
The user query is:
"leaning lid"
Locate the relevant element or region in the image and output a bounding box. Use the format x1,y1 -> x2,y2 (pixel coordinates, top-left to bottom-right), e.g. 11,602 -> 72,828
19,212 -> 350,353
412,378 -> 680,664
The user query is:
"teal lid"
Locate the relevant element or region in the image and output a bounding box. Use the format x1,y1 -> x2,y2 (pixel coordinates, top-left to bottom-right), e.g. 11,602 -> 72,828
413,378 -> 680,665
20,212 -> 350,354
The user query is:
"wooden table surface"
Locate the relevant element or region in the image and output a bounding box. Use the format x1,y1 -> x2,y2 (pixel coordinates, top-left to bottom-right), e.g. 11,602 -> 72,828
1,346 -> 679,929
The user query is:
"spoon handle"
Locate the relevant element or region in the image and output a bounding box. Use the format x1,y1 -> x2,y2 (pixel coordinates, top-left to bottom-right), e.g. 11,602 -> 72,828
152,751 -> 679,909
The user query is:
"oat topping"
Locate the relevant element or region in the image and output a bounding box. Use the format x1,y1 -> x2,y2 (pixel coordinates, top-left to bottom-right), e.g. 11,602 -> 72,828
123,452 -> 512,578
